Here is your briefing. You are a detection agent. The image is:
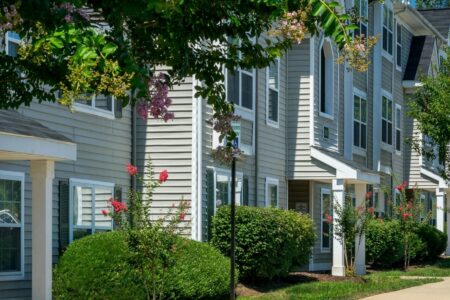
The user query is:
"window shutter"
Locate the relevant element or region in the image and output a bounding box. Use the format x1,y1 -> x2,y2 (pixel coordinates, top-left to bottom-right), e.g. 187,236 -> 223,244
59,179 -> 70,255
115,98 -> 123,119
114,185 -> 123,202
206,169 -> 215,241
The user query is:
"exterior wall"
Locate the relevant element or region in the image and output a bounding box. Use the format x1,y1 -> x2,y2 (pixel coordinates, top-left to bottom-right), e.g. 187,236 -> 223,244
0,101 -> 131,299
136,73 -> 194,236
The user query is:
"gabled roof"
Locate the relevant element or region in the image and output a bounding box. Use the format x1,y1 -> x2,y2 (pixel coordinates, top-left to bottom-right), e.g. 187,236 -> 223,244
0,110 -> 72,143
404,35 -> 435,81
419,8 -> 450,43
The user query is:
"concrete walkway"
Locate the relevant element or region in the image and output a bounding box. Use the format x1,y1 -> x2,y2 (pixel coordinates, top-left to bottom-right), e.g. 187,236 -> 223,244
362,277 -> 450,300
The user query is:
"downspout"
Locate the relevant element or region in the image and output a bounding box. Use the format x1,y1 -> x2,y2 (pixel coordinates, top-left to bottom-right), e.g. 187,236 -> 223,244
254,70 -> 259,207
197,79 -> 203,241
285,53 -> 289,209
131,91 -> 137,191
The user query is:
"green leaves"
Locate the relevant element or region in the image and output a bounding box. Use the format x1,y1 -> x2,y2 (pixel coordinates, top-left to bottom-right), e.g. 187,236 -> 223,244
101,43 -> 118,57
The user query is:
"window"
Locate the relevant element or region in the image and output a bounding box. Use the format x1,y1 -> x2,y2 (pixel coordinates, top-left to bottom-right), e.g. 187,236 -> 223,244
266,59 -> 279,126
0,171 -> 24,279
69,179 -> 115,242
353,94 -> 367,149
396,23 -> 402,69
265,178 -> 279,208
319,41 -> 333,117
382,5 -> 394,56
242,177 -> 249,206
395,104 -> 402,152
5,32 -> 20,57
354,0 -> 368,38
226,68 -> 255,111
74,94 -> 115,119
381,95 -> 393,145
214,170 -> 243,210
321,188 -> 332,252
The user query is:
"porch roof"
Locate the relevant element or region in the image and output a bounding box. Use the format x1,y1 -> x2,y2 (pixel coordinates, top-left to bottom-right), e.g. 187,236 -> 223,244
0,110 -> 76,161
311,146 -> 380,184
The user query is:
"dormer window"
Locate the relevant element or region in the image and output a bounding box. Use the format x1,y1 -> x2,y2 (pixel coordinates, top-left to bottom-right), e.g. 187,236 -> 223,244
319,40 -> 333,117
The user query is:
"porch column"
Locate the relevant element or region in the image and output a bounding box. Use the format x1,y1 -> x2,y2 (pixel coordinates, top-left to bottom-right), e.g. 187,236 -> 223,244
436,188 -> 445,232
30,160 -> 55,300
332,179 -> 345,276
447,192 -> 450,255
354,183 -> 366,275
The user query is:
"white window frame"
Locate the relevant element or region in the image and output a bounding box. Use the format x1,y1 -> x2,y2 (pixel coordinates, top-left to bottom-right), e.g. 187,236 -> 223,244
266,58 -> 280,128
354,0 -> 368,38
225,68 -> 256,122
0,170 -> 25,281
320,188 -> 332,253
382,4 -> 394,59
5,31 -> 20,57
381,90 -> 393,149
213,168 -> 243,213
353,89 -> 368,151
318,39 -> 334,120
395,104 -> 402,154
265,177 -> 279,208
73,94 -> 115,120
395,21 -> 402,71
69,178 -> 115,243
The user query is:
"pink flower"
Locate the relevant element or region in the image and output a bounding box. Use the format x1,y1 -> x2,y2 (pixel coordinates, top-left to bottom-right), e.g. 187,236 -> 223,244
111,200 -> 128,213
159,169 -> 168,183
402,213 -> 410,221
368,207 -> 375,215
365,191 -> 373,199
101,209 -> 109,216
126,163 -> 138,176
179,212 -> 186,221
325,214 -> 332,224
395,181 -> 408,192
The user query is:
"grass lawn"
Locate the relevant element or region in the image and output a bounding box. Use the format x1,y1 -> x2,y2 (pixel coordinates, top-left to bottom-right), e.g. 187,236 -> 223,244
238,269 -> 442,300
380,257 -> 450,277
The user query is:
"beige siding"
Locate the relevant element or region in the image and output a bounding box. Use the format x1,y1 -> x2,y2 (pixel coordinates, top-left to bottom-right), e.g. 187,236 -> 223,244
0,101 -> 131,299
136,73 -> 193,233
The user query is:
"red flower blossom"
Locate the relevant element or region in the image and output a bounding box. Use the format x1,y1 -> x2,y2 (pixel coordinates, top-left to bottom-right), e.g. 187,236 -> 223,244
365,191 -> 373,199
126,163 -> 138,176
101,209 -> 109,216
399,206 -> 403,212
407,201 -> 413,209
111,200 -> 128,213
368,207 -> 375,214
159,169 -> 168,183
402,213 -> 410,221
325,214 -> 333,224
179,212 -> 186,221
395,181 -> 408,192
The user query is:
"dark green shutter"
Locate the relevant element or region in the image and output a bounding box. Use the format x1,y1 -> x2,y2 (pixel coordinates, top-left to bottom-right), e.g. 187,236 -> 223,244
206,169 -> 215,241
114,185 -> 123,202
243,177 -> 249,206
59,180 -> 70,255
115,98 -> 123,118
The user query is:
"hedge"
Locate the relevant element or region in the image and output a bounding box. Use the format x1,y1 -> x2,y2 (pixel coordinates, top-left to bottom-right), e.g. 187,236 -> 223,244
53,231 -> 230,299
210,205 -> 315,281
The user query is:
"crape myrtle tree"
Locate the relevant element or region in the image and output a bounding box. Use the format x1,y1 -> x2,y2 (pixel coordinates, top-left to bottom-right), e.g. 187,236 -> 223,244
0,0 -> 375,144
408,48 -> 450,179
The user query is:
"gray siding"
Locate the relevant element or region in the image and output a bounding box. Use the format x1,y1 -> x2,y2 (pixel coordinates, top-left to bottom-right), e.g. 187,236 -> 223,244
381,57 -> 393,93
0,101 -> 131,299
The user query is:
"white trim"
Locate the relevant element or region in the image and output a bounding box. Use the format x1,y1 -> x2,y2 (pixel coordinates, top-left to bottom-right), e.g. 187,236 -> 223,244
420,167 -> 448,189
73,94 -> 115,119
69,178 -> 114,243
382,3 -> 394,60
0,170 -> 25,281
212,168 -> 244,212
310,37 -> 315,146
379,164 -> 392,175
0,131 -> 76,161
318,38 -> 335,119
320,188 -> 332,253
353,91 -> 368,150
266,58 -> 280,128
265,177 -> 279,208
191,76 -> 199,241
381,90 -> 394,147
196,80 -> 203,241
5,31 -> 20,57
402,80 -> 423,89
395,21 -> 402,72
394,103 -> 402,155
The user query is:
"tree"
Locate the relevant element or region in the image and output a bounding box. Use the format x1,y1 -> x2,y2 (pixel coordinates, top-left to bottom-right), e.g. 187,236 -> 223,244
0,0 -> 374,142
408,48 -> 450,178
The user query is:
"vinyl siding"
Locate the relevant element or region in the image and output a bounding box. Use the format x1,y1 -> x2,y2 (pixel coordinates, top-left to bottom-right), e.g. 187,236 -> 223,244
136,72 -> 193,235
0,101 -> 131,299
287,39 -> 336,180
381,57 -> 393,93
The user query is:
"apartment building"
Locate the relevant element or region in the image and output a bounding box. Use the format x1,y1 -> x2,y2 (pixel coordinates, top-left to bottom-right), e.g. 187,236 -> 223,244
1,3 -> 450,299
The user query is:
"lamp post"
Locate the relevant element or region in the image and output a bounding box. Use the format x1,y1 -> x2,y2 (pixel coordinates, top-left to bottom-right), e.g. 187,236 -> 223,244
230,154 -> 236,300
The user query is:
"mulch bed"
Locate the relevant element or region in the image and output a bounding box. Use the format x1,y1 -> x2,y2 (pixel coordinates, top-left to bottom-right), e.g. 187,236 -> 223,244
236,272 -> 366,297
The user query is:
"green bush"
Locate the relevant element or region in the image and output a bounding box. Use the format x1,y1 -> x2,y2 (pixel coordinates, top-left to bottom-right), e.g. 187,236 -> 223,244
366,220 -> 405,267
415,223 -> 447,261
53,231 -> 230,300
210,206 -> 315,280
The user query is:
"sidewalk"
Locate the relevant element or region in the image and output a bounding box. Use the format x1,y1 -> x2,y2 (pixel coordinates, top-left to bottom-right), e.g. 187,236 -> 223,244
362,277 -> 450,300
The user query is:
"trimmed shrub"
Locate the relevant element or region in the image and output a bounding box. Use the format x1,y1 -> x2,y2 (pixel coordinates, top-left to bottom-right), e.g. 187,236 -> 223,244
366,220 -> 405,267
210,205 -> 315,280
53,231 -> 230,300
415,223 -> 447,261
